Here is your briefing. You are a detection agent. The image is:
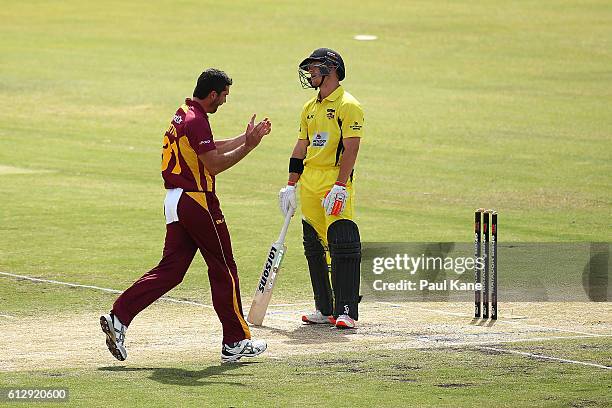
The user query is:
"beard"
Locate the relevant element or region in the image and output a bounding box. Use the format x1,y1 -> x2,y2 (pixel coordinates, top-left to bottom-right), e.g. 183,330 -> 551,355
210,96 -> 225,113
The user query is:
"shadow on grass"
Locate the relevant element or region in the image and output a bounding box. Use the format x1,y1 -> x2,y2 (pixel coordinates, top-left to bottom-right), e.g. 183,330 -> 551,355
469,318 -> 497,327
256,323 -> 352,344
98,362 -> 259,386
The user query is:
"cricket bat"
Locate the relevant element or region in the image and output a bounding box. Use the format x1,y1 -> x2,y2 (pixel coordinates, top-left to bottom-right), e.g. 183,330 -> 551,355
247,207 -> 295,326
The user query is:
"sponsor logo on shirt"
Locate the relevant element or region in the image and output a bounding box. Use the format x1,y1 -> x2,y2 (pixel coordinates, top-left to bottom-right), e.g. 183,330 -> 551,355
326,109 -> 335,120
349,121 -> 362,131
312,132 -> 329,147
173,114 -> 183,124
199,140 -> 211,145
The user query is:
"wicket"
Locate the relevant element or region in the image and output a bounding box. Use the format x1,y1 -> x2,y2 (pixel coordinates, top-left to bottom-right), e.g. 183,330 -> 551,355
474,209 -> 498,320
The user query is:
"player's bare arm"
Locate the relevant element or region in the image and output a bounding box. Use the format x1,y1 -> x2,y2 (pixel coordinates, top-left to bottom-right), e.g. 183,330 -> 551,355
198,116 -> 271,176
336,137 -> 360,184
213,113 -> 271,153
214,135 -> 245,153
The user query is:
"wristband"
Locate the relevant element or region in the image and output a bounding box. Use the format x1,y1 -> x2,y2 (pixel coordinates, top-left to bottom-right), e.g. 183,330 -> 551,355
334,181 -> 346,187
289,157 -> 304,174
287,181 -> 296,186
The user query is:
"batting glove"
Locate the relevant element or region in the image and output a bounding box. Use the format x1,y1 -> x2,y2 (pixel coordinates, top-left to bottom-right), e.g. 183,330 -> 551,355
278,183 -> 297,216
322,182 -> 348,216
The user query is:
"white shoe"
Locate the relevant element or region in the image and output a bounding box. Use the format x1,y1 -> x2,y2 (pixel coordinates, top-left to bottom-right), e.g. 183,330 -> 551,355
335,314 -> 356,329
301,310 -> 335,325
221,338 -> 267,363
100,313 -> 127,361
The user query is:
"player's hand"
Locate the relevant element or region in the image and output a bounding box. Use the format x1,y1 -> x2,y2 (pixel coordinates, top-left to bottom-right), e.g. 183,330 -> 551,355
245,113 -> 255,135
245,114 -> 272,150
322,182 -> 348,216
278,183 -> 297,216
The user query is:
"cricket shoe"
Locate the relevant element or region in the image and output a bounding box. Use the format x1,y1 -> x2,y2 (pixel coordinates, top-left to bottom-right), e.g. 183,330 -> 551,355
100,313 -> 127,361
301,310 -> 336,325
221,338 -> 267,363
335,314 -> 356,329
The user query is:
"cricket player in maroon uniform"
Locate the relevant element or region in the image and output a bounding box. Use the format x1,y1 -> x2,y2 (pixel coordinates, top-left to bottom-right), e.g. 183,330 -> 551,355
100,68 -> 272,363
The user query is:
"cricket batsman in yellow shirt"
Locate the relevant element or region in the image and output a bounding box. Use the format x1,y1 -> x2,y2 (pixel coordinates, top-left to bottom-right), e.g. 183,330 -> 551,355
279,48 -> 364,328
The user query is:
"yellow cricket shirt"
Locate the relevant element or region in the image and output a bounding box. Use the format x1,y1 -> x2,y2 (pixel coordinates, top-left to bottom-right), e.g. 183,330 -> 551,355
298,85 -> 364,170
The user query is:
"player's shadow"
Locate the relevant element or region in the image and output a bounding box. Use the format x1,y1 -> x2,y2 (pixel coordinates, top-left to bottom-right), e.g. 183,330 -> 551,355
98,362 -> 257,387
256,323 -> 352,344
470,318 -> 496,327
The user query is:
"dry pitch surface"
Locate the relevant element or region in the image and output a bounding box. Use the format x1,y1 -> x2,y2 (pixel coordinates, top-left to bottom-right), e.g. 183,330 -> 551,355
2,297 -> 610,372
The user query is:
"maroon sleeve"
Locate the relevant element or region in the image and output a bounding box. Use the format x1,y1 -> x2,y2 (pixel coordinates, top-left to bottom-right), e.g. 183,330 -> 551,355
186,117 -> 216,155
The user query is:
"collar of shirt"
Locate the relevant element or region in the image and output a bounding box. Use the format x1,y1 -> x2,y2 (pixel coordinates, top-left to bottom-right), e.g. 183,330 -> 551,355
185,98 -> 208,117
317,85 -> 344,103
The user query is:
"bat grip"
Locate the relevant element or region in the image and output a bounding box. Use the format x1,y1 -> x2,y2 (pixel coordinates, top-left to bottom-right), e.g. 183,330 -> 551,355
276,207 -> 295,244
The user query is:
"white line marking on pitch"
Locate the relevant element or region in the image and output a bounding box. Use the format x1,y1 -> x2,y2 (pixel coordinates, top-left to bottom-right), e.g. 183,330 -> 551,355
0,271 -> 306,312
375,301 -> 607,338
404,334 -> 612,352
1,271 -> 124,294
0,314 -> 17,319
439,334 -> 612,347
494,319 -> 605,337
417,335 -> 612,347
0,271 -> 214,309
396,334 -> 612,371
477,346 -> 612,370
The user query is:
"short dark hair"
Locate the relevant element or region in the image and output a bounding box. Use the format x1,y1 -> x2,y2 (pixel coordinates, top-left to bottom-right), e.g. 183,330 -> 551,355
193,68 -> 232,98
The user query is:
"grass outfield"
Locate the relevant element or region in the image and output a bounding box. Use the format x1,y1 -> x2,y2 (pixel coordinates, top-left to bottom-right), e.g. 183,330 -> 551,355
2,338 -> 610,407
1,1 -> 610,407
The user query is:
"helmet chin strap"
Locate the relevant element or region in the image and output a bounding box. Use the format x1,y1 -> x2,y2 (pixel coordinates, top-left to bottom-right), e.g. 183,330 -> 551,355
313,73 -> 328,90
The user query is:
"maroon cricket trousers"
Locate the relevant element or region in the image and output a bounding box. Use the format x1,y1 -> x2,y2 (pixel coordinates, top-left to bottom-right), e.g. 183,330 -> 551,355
112,191 -> 251,344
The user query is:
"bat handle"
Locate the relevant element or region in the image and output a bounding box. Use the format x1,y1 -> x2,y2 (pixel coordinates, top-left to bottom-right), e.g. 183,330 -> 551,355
276,207 -> 295,244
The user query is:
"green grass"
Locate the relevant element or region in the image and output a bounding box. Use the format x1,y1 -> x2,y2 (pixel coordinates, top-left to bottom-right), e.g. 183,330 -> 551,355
1,0 -> 610,298
0,0 -> 610,406
1,338 -> 610,408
